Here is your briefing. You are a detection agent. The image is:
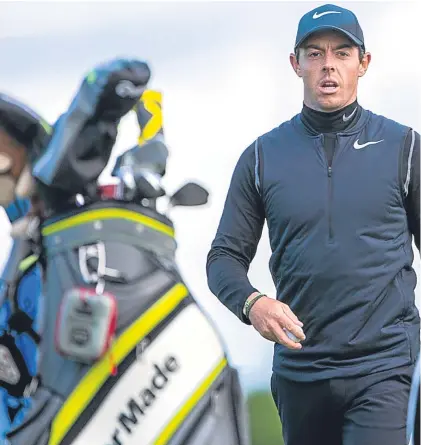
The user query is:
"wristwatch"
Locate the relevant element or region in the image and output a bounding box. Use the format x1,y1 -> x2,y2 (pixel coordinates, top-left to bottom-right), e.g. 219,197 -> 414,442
243,292 -> 266,320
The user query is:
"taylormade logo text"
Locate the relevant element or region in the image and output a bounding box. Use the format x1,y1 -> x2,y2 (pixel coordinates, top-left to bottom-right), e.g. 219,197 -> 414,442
107,355 -> 179,445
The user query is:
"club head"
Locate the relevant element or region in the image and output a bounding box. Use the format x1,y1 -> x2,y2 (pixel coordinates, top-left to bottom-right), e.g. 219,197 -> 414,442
111,137 -> 168,178
169,182 -> 209,208
134,170 -> 165,200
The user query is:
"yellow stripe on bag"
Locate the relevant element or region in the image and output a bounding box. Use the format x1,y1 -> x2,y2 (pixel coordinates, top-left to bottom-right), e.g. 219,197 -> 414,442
154,358 -> 228,445
41,208 -> 174,238
48,283 -> 189,445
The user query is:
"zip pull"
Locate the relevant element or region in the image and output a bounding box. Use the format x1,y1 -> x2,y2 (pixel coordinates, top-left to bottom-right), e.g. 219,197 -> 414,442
328,166 -> 332,177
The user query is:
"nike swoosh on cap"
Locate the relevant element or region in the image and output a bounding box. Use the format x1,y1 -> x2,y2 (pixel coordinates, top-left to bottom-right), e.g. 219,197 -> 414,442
343,108 -> 357,122
313,11 -> 342,19
353,139 -> 384,149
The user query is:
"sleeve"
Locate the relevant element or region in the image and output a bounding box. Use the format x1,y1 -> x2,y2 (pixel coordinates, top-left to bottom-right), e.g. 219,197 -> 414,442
206,140 -> 265,324
402,129 -> 420,252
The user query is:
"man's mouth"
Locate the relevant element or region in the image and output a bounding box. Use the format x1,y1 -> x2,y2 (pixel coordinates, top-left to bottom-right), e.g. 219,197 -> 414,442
319,80 -> 339,94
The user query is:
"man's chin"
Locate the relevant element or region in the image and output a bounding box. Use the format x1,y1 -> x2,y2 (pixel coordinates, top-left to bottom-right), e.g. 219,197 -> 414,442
316,96 -> 346,112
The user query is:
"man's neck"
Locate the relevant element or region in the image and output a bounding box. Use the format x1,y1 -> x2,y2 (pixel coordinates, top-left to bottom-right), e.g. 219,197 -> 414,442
301,100 -> 361,134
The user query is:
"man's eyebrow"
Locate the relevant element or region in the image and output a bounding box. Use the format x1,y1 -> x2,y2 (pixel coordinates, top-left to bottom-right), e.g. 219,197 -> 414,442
302,43 -> 323,51
335,43 -> 353,50
303,43 -> 354,51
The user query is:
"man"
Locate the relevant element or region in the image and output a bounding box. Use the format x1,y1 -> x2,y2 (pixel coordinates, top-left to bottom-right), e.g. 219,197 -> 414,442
207,4 -> 420,445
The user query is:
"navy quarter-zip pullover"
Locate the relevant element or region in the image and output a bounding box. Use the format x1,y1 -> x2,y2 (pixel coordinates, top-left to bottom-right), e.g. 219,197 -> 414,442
206,103 -> 420,381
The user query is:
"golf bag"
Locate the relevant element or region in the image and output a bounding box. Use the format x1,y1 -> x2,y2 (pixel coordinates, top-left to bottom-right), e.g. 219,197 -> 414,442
0,91 -> 51,439
0,199 -> 43,440
4,59 -> 250,445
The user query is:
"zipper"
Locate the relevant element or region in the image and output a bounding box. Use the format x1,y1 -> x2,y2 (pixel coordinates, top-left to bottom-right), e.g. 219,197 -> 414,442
327,165 -> 333,242
327,164 -> 333,241
320,134 -> 336,242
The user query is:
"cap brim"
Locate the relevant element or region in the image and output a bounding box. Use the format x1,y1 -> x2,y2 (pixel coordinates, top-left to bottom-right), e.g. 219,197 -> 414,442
295,25 -> 364,51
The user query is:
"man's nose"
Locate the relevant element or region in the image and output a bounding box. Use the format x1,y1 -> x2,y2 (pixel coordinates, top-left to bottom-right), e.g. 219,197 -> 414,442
322,51 -> 336,72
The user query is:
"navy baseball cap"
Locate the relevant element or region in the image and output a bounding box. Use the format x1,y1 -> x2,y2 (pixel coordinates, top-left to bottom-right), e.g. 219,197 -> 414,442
294,4 -> 365,52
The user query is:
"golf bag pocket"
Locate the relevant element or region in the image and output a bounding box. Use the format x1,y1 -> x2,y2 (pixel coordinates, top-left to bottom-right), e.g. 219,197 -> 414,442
54,287 -> 117,364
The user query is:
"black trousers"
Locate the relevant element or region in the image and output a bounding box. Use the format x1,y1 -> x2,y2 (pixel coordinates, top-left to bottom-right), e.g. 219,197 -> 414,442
270,365 -> 414,445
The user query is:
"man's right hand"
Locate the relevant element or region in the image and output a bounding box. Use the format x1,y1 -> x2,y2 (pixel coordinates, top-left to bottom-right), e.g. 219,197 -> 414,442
247,293 -> 306,350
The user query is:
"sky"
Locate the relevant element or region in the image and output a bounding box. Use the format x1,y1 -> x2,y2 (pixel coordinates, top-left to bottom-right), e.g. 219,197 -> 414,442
0,0 -> 420,393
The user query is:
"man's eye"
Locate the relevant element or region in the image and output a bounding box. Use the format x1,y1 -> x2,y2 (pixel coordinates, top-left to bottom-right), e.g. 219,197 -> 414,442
308,52 -> 321,58
337,51 -> 350,57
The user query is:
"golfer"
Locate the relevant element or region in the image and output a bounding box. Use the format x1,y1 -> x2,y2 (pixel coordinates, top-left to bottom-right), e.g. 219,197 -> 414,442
207,4 -> 420,444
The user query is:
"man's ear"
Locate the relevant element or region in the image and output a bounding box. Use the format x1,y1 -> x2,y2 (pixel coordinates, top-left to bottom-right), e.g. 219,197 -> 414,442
290,53 -> 302,78
358,51 -> 371,77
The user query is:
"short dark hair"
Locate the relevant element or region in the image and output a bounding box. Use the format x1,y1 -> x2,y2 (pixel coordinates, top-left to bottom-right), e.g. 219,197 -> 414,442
295,45 -> 365,63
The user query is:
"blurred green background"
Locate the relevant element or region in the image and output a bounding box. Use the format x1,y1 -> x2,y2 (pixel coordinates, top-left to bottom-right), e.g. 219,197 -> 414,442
246,391 -> 284,445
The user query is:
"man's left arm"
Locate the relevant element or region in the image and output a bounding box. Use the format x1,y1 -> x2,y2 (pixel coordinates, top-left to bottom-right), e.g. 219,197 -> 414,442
402,129 -> 420,252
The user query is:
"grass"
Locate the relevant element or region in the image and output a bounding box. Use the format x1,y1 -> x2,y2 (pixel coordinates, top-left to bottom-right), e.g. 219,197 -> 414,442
246,390 -> 284,445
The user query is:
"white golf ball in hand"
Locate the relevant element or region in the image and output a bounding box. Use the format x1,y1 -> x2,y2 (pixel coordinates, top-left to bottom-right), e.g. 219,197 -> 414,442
283,327 -> 304,343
